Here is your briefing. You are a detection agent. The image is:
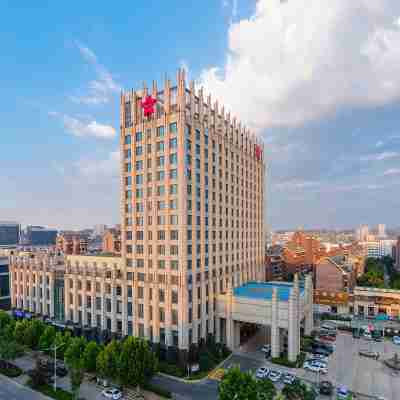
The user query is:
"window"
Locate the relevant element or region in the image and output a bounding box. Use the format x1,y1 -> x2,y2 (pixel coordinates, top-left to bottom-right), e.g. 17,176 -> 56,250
169,184 -> 178,195
138,304 -> 144,318
169,122 -> 177,134
169,153 -> 178,165
135,131 -> 142,142
169,169 -> 178,179
158,260 -> 165,269
170,215 -> 178,225
159,289 -> 165,302
125,149 -> 131,159
156,156 -> 165,167
157,186 -> 165,196
147,143 -> 152,153
125,134 -> 131,145
159,308 -> 165,322
157,230 -> 166,240
156,170 -> 165,181
156,141 -> 164,152
127,286 -> 133,297
136,175 -> 143,185
170,230 -> 178,240
157,215 -> 166,225
127,302 -> 133,316
125,163 -> 131,173
171,260 -> 179,270
169,199 -> 178,209
170,245 -> 178,255
156,126 -> 165,137
172,310 -> 178,325
136,160 -> 143,170
96,297 -> 101,311
135,146 -> 143,156
169,138 -> 177,149
172,291 -> 178,304
106,299 -> 111,313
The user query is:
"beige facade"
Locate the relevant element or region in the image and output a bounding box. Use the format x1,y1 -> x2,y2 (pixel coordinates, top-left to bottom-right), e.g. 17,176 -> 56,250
120,69 -> 265,352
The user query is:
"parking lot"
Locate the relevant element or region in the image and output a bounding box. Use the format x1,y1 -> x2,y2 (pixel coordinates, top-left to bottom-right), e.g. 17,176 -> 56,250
220,330 -> 400,399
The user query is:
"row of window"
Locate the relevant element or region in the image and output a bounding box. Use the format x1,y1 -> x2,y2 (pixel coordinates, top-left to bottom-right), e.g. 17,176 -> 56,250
125,184 -> 178,199
125,153 -> 177,172
124,123 -> 178,145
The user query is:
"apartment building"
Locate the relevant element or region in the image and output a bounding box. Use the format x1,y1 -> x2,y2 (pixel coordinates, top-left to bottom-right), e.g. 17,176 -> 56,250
102,227 -> 121,254
0,256 -> 11,309
120,69 -> 265,360
56,232 -> 88,255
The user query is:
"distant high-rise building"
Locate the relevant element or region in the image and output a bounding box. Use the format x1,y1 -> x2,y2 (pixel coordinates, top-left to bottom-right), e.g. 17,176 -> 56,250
356,225 -> 369,242
394,237 -> 400,271
377,224 -> 386,238
93,224 -> 107,236
25,226 -> 57,246
0,222 -> 20,246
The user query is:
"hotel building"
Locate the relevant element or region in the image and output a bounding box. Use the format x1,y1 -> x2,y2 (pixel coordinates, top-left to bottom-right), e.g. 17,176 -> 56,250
120,69 -> 265,359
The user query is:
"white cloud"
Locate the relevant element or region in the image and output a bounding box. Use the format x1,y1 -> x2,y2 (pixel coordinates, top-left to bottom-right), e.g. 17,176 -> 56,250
50,112 -> 116,139
71,42 -> 121,105
360,151 -> 399,161
275,179 -> 320,190
76,150 -> 120,181
200,0 -> 400,131
376,140 -> 384,147
383,168 -> 400,176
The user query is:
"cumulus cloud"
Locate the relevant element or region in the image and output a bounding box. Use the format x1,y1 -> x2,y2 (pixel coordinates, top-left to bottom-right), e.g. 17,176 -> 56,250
50,112 -> 116,139
383,168 -> 400,176
360,151 -> 399,161
200,0 -> 400,131
75,150 -> 120,181
71,42 -> 121,105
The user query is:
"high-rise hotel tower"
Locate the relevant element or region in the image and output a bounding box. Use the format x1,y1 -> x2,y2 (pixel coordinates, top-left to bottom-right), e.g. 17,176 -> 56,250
120,69 -> 265,360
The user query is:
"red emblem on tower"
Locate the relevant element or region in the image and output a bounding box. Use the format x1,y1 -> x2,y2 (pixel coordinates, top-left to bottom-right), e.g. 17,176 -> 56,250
255,144 -> 262,161
141,95 -> 157,117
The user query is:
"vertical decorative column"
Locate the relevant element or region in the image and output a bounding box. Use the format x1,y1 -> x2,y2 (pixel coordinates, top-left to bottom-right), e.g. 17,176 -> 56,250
49,274 -> 55,319
288,274 -> 300,362
226,286 -> 235,350
304,274 -> 314,335
91,275 -> 96,328
73,276 -> 78,323
271,287 -> 280,358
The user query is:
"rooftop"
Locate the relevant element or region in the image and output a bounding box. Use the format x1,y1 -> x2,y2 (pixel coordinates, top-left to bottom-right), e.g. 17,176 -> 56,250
233,281 -> 304,301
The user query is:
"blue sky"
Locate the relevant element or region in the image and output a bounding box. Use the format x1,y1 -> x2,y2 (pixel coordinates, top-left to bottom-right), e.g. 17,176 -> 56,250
1,0 -> 400,231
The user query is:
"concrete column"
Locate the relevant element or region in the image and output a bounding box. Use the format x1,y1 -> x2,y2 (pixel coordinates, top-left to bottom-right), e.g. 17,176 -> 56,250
304,274 -> 314,335
215,316 -> 221,343
73,276 -> 78,323
226,288 -> 234,350
91,278 -> 97,328
49,276 -> 55,319
271,288 -> 280,358
234,321 -> 241,348
111,284 -> 117,333
288,275 -> 300,362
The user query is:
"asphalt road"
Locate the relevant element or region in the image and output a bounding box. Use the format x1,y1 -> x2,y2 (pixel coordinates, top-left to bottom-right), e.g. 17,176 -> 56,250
0,374 -> 50,400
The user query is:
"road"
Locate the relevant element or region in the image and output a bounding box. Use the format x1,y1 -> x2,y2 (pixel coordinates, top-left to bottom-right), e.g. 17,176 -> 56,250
0,374 -> 51,400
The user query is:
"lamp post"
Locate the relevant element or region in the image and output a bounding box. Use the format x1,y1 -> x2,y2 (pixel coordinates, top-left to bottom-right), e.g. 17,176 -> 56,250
42,342 -> 66,392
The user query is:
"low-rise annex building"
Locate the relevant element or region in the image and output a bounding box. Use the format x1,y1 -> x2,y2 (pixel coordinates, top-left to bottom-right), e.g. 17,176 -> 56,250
216,274 -> 313,362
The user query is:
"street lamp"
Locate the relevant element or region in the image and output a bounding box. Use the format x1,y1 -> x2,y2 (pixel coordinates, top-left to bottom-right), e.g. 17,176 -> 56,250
42,342 -> 66,392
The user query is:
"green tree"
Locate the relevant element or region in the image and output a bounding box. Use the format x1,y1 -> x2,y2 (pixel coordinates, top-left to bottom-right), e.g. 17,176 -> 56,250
256,379 -> 276,400
39,325 -> 56,351
83,341 -> 101,373
96,340 -> 121,381
0,338 -> 20,368
282,381 -> 316,400
54,331 -> 71,359
64,337 -> 87,400
23,319 -> 45,349
118,337 -> 158,387
218,366 -> 258,400
14,320 -> 29,345
0,310 -> 12,333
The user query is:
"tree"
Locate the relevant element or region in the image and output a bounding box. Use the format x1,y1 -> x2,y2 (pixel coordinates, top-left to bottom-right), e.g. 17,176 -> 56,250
282,381 -> 316,400
256,379 -> 276,400
23,319 -> 45,349
54,331 -> 71,359
39,325 -> 56,351
218,366 -> 259,400
83,341 -> 101,373
14,320 -> 29,345
96,340 -> 121,382
64,337 -> 87,400
118,337 -> 158,388
0,338 -> 19,368
0,310 -> 12,333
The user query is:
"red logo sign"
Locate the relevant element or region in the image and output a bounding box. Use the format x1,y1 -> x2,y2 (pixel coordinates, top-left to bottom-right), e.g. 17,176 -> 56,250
255,144 -> 262,161
141,95 -> 157,117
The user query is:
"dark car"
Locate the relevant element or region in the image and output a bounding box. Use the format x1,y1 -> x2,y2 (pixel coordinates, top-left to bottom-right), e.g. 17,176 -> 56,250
319,380 -> 333,395
359,350 -> 379,359
312,347 -> 331,357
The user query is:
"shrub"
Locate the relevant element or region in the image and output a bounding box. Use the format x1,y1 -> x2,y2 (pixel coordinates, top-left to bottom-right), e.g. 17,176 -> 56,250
0,363 -> 22,377
158,361 -> 185,377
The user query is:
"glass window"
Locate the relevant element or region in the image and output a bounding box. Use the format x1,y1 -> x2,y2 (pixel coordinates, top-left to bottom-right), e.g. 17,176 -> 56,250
169,122 -> 177,134
156,171 -> 165,181
125,176 -> 132,186
125,149 -> 131,159
135,175 -> 143,185
136,160 -> 143,170
156,141 -> 164,152
169,169 -> 178,179
125,163 -> 131,173
156,126 -> 165,137
157,185 -> 165,196
170,215 -> 178,225
135,146 -> 143,156
157,156 -> 165,167
169,138 -> 177,149
125,134 -> 131,145
169,153 -> 178,165
169,199 -> 178,209
135,131 -> 142,142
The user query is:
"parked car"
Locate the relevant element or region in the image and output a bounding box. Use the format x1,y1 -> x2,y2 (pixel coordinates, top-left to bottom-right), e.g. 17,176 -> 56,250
321,323 -> 337,331
97,377 -> 110,387
310,354 -> 329,362
312,347 -> 331,357
307,358 -> 328,367
303,361 -> 328,374
352,331 -> 361,339
336,385 -> 352,399
359,350 -> 379,359
102,388 -> 123,399
393,336 -> 400,345
283,373 -> 296,385
319,335 -> 336,342
363,332 -> 372,340
373,335 -> 383,342
320,329 -> 337,337
256,367 -> 270,379
261,344 -> 271,357
319,380 -> 333,395
268,370 -> 282,382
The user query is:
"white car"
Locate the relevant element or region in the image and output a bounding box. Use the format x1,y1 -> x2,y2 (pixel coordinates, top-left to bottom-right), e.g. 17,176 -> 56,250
102,388 -> 123,400
268,370 -> 282,382
303,362 -> 327,374
393,336 -> 400,345
256,367 -> 270,379
283,373 -> 296,385
310,354 -> 328,362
